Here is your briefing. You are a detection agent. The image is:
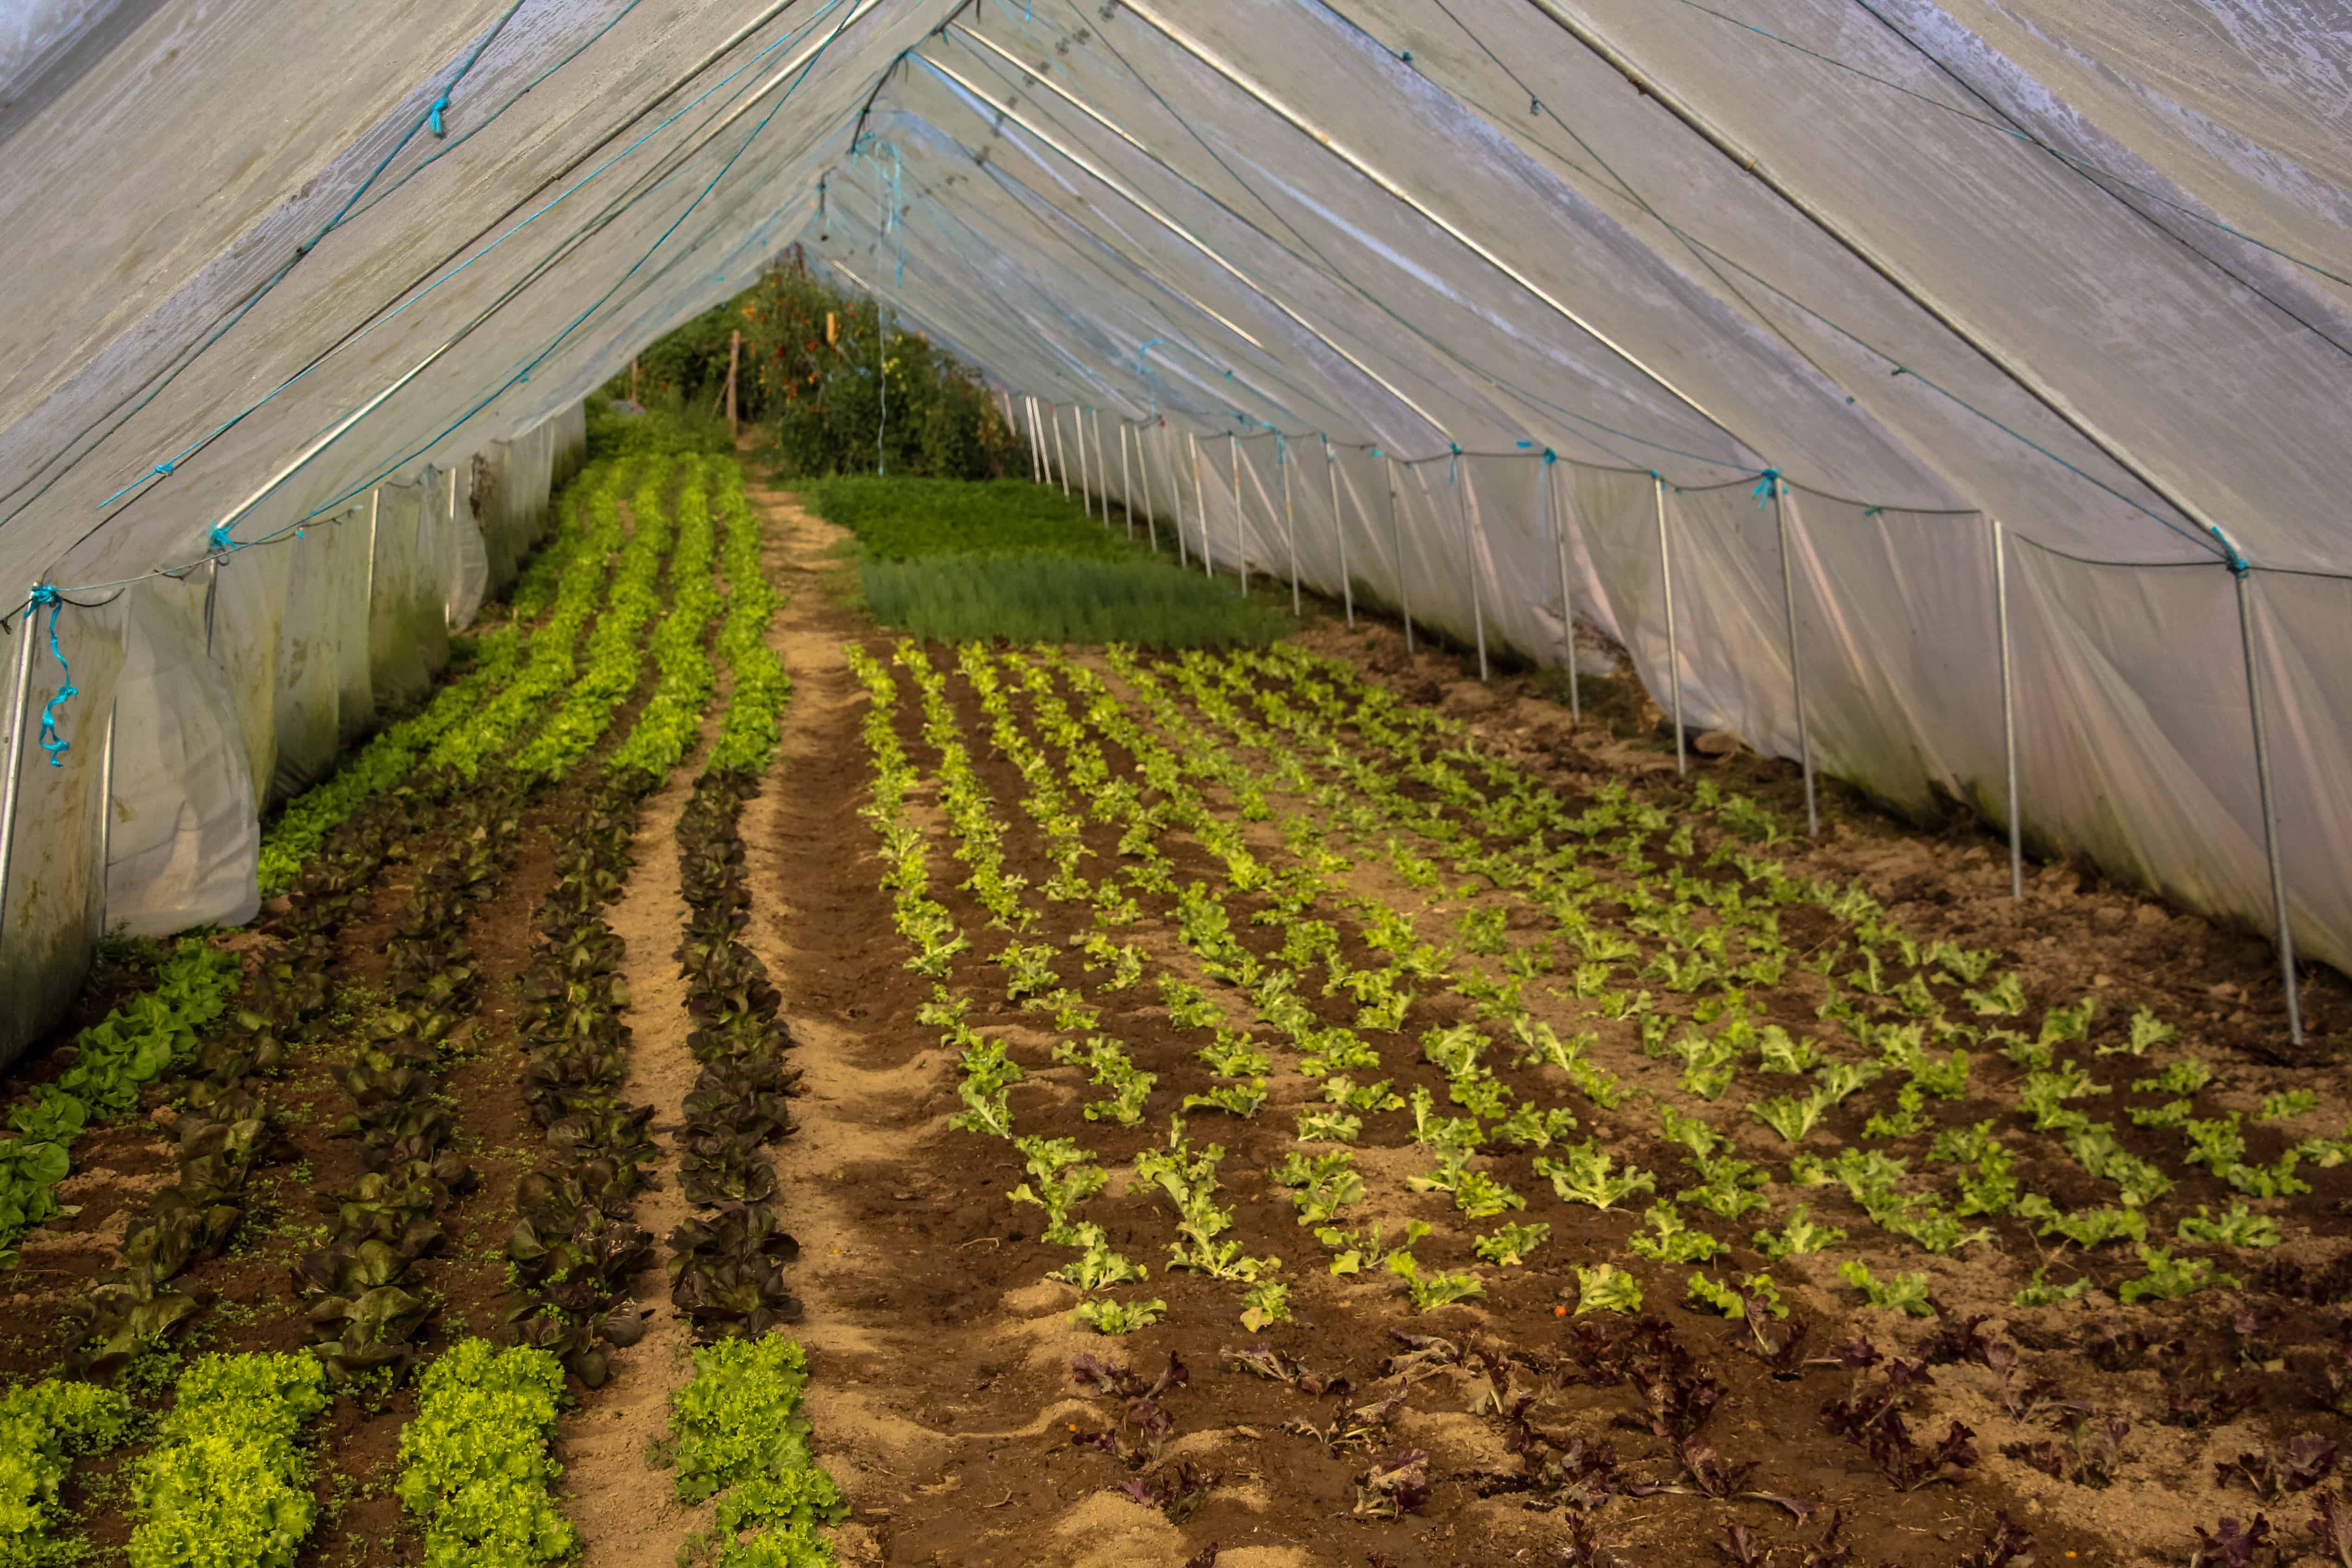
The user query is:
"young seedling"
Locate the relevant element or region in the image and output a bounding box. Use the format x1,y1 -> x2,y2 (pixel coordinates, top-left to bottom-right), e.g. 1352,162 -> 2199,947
1535,1143 -> 1657,1211
1753,1204 -> 1845,1261
1839,1261 -> 1933,1317
1627,1202 -> 1726,1264
1572,1264 -> 1644,1315
1472,1221 -> 1550,1267
1071,1298 -> 1167,1335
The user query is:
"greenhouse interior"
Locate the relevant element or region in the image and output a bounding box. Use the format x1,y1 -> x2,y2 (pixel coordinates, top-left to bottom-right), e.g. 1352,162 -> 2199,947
1,1 -> 2348,1565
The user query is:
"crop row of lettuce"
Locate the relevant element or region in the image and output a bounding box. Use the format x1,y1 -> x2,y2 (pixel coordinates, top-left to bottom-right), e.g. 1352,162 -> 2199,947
857,633 -> 2350,1316
840,634 -> 2352,1557
662,1333 -> 846,1568
0,941 -> 240,1265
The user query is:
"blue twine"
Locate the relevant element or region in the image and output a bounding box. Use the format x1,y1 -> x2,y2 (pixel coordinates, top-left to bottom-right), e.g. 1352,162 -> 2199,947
1448,441 -> 1460,484
1751,467 -> 1781,507
2211,527 -> 2251,578
428,92 -> 452,137
26,586 -> 74,767
1543,449 -> 1557,464
207,523 -> 234,553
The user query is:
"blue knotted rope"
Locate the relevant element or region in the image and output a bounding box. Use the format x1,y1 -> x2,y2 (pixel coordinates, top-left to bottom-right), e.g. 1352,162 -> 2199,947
26,586 -> 75,767
428,93 -> 452,137
1752,467 -> 1781,507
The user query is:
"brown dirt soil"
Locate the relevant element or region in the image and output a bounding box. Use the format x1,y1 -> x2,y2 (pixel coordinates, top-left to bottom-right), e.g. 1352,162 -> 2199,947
557,729 -> 713,1568
9,465 -> 2347,1568
714,478 -> 2351,1568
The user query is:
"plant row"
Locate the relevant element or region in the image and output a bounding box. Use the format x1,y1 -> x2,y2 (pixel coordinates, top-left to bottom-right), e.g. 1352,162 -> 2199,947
0,939 -> 240,1263
660,1333 -> 846,1568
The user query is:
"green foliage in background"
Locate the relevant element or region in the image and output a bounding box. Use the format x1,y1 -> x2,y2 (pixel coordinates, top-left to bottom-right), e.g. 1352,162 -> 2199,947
616,247 -> 1020,480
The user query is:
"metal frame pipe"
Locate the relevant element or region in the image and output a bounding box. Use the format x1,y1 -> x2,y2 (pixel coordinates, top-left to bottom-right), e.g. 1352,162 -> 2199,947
1654,474 -> 1683,774
1774,484 -> 1820,835
1992,518 -> 2023,898
1051,405 -> 1071,498
1118,421 -> 1136,541
1228,435 -> 1248,593
2233,570 -> 2304,1047
1093,410 -> 1110,514
1550,458 -> 1579,725
1326,437 -> 1353,627
1076,406 -> 1094,519
1189,433 -> 1210,577
1279,439 -> 1300,615
97,698 -> 116,934
0,596 -> 42,952
1387,454 -> 1413,653
1457,464 -> 1489,681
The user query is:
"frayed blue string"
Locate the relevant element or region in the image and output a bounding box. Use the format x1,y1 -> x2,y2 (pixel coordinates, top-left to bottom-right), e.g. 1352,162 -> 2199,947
207,524 -> 234,553
1751,467 -> 1781,507
428,93 -> 452,137
26,586 -> 74,766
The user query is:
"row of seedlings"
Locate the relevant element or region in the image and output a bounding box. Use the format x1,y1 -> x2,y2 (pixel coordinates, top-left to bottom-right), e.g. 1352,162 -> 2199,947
992,649 -> 2028,1548
505,455 -> 722,1388
2,461 -> 605,1274
666,515 -> 800,1339
294,458 -> 643,1394
1225,645 -> 2349,1298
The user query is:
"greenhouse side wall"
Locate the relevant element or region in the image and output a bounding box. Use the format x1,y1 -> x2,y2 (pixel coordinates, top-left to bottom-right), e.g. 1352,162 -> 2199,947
1,407 -> 583,1071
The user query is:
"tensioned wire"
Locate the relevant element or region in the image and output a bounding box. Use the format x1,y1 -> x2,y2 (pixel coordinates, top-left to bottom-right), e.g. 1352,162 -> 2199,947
5,0 -> 878,621
0,0 -> 534,526
856,147 -> 1338,432
0,0 -> 861,547
1684,0 -> 2352,310
61,0 -> 862,550
891,150 -> 1346,433
998,1 -> 1770,474
1311,0 -> 2227,561
926,19 -> 1731,477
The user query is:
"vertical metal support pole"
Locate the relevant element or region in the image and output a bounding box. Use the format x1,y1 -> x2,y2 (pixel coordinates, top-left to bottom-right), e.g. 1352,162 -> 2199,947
1654,475 -> 1683,774
1090,413 -> 1103,512
1458,466 -> 1488,681
1280,441 -> 1300,615
1228,435 -> 1248,593
2234,568 -> 2304,1047
0,596 -> 40,951
1119,421 -> 1135,541
1551,459 -> 1580,726
1992,518 -> 2023,899
1051,406 -> 1071,498
1170,431 -> 1187,565
1075,408 -> 1093,517
1774,484 -> 1819,835
97,698 -> 116,934
1326,438 -> 1353,627
1189,434 -> 1209,577
1025,397 -> 1044,483
1141,428 -> 1163,554
1093,410 -> 1112,531
1387,455 -> 1412,653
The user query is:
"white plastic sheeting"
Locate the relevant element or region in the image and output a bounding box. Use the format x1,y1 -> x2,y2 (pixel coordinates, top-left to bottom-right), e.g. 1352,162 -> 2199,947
0,0 -> 2346,1058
